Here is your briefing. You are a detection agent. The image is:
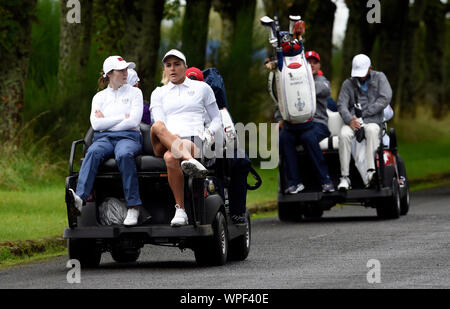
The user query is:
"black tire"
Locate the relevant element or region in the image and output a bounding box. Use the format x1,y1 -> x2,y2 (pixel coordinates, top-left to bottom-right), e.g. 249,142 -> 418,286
397,157 -> 410,216
194,211 -> 228,266
278,202 -> 303,222
303,204 -> 324,220
400,182 -> 410,216
228,212 -> 251,261
376,177 -> 401,219
111,247 -> 141,263
68,238 -> 102,268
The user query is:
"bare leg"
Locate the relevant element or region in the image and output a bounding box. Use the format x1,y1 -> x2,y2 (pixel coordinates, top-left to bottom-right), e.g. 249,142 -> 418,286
163,151 -> 185,208
150,121 -> 193,160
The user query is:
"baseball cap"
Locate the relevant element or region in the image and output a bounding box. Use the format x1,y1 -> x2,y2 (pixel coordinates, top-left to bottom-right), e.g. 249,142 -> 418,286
351,54 -> 371,78
185,67 -> 204,81
162,49 -> 187,65
305,51 -> 320,62
127,68 -> 140,87
103,56 -> 135,77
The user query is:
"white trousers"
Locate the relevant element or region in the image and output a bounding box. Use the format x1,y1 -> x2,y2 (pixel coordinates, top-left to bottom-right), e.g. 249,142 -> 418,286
339,123 -> 380,177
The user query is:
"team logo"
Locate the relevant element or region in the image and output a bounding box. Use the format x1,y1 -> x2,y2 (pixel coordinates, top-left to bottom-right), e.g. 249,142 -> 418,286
188,90 -> 195,96
295,97 -> 305,112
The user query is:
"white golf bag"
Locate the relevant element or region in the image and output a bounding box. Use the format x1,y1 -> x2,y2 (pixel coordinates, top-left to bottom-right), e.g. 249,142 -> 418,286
261,15 -> 316,124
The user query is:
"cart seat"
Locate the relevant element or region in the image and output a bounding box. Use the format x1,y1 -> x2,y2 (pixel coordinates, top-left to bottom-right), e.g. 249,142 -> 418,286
83,123 -> 168,174
296,110 -> 344,152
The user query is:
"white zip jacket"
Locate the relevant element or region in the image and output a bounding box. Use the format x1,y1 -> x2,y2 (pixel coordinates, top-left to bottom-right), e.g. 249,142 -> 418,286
90,84 -> 143,132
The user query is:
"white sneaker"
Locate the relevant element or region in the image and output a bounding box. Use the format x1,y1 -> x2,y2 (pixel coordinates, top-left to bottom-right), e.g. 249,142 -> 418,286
366,170 -> 376,188
338,177 -> 351,191
170,205 -> 189,227
181,158 -> 208,178
68,189 -> 83,216
123,207 -> 140,226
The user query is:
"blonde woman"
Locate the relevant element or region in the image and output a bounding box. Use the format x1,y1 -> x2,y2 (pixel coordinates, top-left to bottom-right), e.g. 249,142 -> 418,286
150,49 -> 222,226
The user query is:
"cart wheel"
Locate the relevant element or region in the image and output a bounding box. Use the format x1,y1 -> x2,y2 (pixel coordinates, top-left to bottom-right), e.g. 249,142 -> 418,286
111,247 -> 141,263
194,211 -> 228,266
397,157 -> 410,216
278,202 -> 303,222
68,238 -> 102,268
376,177 -> 401,219
400,182 -> 410,216
303,203 -> 324,220
228,212 -> 251,261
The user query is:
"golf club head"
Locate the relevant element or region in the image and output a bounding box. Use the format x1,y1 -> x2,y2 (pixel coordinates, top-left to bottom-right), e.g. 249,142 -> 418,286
260,16 -> 277,46
260,16 -> 274,27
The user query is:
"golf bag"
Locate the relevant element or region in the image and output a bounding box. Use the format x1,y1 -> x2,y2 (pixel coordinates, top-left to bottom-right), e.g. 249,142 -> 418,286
261,14 -> 316,124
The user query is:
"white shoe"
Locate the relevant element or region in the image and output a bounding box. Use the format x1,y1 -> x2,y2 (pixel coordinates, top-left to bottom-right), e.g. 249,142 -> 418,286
181,158 -> 208,178
338,177 -> 351,191
123,208 -> 140,226
366,170 -> 376,188
170,205 -> 189,227
68,189 -> 83,216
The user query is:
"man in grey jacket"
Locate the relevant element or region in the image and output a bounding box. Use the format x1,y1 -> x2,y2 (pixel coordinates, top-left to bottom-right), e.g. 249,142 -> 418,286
277,51 -> 335,194
337,54 -> 392,190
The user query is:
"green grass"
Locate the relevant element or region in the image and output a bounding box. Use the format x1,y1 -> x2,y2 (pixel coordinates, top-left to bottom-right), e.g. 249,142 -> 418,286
0,247 -> 66,269
0,185 -> 66,242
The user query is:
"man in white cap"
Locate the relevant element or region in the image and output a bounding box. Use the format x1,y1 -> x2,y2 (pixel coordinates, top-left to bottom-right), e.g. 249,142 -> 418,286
150,49 -> 222,226
337,54 -> 393,190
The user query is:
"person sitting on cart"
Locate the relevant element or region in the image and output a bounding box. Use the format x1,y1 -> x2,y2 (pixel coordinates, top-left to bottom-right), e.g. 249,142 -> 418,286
277,50 -> 335,194
337,54 -> 392,191
67,56 -> 144,226
127,68 -> 153,125
185,67 -> 251,224
150,49 -> 222,227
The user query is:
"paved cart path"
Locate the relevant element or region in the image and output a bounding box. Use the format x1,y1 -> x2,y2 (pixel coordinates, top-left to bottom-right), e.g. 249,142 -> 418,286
1,186 -> 449,289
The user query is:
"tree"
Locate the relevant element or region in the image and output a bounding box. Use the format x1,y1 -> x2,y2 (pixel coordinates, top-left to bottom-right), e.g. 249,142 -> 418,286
303,0 -> 336,79
212,0 -> 257,122
121,0 -> 165,98
0,0 -> 37,141
58,0 -> 93,102
181,0 -> 212,69
397,0 -> 427,116
375,0 -> 410,110
423,0 -> 447,118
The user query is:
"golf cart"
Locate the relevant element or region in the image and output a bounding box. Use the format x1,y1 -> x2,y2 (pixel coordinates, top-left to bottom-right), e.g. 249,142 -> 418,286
277,110 -> 410,221
64,124 -> 261,268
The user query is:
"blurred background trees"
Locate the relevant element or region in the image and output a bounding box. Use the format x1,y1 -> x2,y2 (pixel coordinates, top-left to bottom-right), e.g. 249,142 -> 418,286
0,0 -> 449,153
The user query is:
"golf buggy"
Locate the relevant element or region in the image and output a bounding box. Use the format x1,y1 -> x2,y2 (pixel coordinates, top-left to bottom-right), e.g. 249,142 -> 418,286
259,14 -> 409,221
64,123 -> 261,268
277,110 -> 410,221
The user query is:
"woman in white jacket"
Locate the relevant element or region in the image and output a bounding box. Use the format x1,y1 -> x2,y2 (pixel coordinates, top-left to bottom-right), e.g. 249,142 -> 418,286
150,49 -> 222,227
67,56 -> 144,226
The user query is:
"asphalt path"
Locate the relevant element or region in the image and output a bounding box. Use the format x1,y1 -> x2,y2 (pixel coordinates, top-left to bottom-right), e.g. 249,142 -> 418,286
0,186 -> 449,289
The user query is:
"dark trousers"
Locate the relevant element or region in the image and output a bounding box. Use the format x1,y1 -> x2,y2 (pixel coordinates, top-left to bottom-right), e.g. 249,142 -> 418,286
228,150 -> 251,216
76,131 -> 142,207
279,122 -> 331,187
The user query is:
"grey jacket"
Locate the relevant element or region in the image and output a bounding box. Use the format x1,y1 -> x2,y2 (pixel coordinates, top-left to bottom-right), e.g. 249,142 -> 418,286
337,70 -> 392,127
275,74 -> 331,127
